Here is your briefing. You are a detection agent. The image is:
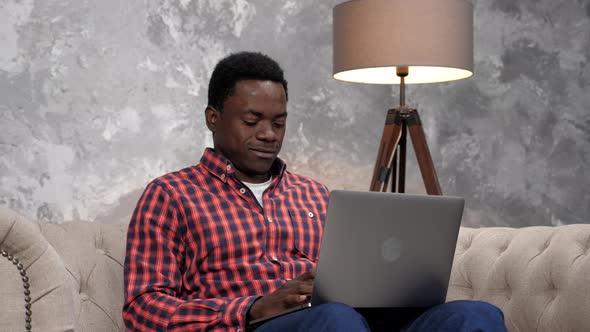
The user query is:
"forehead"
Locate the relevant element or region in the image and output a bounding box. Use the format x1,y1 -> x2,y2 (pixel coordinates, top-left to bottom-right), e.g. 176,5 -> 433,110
224,80 -> 286,109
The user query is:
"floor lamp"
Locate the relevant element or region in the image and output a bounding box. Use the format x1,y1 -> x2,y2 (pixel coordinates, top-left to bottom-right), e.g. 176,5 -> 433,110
333,0 -> 473,195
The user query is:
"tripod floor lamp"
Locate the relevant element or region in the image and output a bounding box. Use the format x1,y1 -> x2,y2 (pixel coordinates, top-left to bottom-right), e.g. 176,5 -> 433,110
333,0 -> 473,195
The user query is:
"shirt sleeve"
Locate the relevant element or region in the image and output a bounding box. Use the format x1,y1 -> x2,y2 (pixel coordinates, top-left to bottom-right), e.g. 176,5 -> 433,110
123,181 -> 259,331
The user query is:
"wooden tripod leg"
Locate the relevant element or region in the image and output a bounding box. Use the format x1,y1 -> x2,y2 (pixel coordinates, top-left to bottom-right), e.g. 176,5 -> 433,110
406,111 -> 443,195
370,109 -> 403,192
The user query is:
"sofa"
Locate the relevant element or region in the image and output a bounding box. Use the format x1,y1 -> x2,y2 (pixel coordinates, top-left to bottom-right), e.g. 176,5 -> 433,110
1,206 -> 589,332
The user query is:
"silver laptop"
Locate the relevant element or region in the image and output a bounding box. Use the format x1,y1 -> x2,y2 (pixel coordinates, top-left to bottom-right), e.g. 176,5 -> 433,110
311,190 -> 464,308
248,190 -> 464,328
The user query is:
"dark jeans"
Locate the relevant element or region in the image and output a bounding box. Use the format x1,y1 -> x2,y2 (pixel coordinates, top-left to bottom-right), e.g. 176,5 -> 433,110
252,301 -> 508,332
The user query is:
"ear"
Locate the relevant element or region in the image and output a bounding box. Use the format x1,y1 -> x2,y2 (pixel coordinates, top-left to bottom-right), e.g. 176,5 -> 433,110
205,106 -> 221,132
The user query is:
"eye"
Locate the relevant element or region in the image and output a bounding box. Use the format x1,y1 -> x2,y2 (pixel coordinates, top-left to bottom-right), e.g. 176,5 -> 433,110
243,120 -> 257,126
273,122 -> 286,128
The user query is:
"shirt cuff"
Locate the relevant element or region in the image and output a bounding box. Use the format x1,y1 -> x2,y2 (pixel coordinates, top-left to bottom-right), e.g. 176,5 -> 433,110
222,295 -> 261,331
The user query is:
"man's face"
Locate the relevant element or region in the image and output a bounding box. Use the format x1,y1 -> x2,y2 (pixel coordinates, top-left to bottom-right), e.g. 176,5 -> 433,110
206,80 -> 287,183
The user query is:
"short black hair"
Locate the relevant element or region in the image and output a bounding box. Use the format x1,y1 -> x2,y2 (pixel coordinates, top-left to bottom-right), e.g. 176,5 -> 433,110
207,51 -> 288,111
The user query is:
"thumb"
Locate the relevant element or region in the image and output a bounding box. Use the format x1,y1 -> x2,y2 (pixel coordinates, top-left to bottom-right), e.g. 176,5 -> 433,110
296,270 -> 316,281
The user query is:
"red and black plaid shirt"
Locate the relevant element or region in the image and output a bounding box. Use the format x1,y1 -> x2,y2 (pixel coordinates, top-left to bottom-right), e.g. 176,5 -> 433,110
123,148 -> 329,331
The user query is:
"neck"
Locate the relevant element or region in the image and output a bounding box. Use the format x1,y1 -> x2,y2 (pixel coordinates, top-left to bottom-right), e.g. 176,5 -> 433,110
236,171 -> 271,184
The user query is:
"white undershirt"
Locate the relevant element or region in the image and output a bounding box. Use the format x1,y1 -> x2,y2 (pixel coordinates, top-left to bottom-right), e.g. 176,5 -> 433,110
242,176 -> 273,207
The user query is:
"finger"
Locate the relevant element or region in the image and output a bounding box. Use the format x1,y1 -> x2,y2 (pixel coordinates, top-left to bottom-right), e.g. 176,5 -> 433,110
297,283 -> 313,295
284,294 -> 308,305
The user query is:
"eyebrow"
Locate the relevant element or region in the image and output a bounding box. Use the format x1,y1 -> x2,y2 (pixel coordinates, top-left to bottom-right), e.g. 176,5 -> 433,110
243,110 -> 288,119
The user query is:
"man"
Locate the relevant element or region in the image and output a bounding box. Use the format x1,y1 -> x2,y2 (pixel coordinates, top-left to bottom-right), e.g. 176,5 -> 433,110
123,51 -> 507,331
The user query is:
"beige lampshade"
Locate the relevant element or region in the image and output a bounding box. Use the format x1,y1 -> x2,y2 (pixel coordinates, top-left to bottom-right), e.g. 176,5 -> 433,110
333,0 -> 473,84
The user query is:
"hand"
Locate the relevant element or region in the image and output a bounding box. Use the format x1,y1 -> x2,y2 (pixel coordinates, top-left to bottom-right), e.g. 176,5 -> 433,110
247,271 -> 315,321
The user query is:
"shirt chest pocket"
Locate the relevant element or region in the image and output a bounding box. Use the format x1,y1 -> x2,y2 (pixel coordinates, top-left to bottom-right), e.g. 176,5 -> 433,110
288,207 -> 324,262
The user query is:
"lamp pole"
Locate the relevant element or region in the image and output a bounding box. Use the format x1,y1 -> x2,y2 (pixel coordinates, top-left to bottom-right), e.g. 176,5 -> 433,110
396,67 -> 408,193
370,67 -> 442,195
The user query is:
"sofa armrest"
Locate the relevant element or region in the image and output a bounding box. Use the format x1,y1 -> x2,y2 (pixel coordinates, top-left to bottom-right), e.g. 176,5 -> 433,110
0,207 -> 75,332
448,225 -> 590,332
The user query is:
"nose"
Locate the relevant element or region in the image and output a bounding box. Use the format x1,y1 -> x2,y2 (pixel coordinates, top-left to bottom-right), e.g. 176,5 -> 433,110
255,121 -> 277,142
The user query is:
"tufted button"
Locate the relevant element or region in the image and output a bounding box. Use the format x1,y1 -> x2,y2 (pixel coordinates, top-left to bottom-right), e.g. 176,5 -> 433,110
96,248 -> 106,255
461,236 -> 473,251
80,293 -> 89,301
543,241 -> 551,250
498,243 -> 509,254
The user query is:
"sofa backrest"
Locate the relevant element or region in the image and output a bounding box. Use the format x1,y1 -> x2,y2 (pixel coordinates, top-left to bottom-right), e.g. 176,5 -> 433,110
449,225 -> 590,332
1,208 -> 77,332
41,221 -> 128,332
0,207 -> 127,332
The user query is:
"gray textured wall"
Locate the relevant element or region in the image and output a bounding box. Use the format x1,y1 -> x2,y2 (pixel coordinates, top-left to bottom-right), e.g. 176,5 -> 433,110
1,0 -> 589,227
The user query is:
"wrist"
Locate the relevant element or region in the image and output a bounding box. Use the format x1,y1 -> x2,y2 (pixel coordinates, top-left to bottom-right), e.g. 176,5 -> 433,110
247,296 -> 263,322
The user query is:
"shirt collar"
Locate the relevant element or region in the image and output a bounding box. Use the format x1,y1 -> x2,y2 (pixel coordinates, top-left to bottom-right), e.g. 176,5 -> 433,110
199,148 -> 287,183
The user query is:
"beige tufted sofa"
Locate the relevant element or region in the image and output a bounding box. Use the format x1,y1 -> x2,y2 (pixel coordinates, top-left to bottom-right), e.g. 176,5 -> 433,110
1,206 -> 590,332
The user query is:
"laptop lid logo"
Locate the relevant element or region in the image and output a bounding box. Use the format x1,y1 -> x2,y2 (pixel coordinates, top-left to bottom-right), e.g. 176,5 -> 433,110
381,237 -> 402,263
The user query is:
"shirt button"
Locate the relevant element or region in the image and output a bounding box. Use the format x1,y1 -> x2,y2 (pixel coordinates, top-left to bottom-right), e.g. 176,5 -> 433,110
239,188 -> 246,194
267,217 -> 273,223
271,256 -> 278,261
308,211 -> 314,218
221,174 -> 226,179
226,164 -> 232,170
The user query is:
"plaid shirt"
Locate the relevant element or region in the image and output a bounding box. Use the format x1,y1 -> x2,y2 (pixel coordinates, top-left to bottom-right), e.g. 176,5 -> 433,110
123,148 -> 329,331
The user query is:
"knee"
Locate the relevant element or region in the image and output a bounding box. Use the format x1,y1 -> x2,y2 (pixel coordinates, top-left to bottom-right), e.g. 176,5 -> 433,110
439,300 -> 507,330
403,301 -> 507,332
444,300 -> 504,319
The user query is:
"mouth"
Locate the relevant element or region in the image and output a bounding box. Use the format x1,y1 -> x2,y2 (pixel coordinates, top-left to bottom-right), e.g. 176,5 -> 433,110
249,148 -> 278,159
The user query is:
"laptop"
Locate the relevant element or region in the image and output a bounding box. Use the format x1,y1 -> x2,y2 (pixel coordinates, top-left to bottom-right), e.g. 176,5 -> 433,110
248,190 -> 464,329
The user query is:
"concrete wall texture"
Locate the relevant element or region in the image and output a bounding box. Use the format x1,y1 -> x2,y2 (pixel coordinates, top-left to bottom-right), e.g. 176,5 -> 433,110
1,0 -> 589,227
